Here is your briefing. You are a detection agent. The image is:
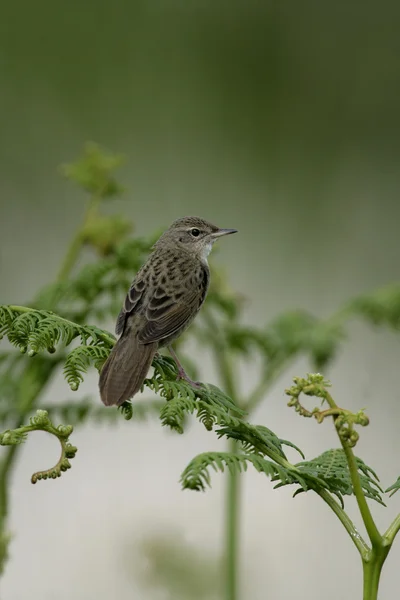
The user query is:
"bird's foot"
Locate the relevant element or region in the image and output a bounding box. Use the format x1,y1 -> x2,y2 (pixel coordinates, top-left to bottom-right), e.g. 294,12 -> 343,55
176,367 -> 202,390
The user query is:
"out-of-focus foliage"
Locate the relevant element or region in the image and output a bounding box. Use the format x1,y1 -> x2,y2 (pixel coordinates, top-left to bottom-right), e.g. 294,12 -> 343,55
60,142 -> 125,200
2,145 -> 400,598
130,532 -> 222,600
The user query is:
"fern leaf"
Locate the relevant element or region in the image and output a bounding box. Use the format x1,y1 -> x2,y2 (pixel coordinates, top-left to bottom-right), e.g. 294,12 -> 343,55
181,451 -> 300,492
0,410 -> 77,484
142,354 -> 245,434
0,306 -> 115,392
294,449 -> 385,505
216,421 -> 295,461
350,283 -> 400,329
63,345 -> 109,390
33,236 -> 155,323
385,477 -> 400,497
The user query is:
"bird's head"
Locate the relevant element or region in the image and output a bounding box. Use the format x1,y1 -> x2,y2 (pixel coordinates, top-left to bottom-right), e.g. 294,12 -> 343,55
154,216 -> 238,261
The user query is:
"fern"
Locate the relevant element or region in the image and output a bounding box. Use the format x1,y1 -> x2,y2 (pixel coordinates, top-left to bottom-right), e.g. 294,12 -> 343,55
385,477 -> 400,498
0,306 -> 115,392
182,407 -> 384,508
181,444 -> 384,508
216,421 -> 303,461
33,236 -> 156,322
60,141 -> 125,199
0,306 -> 248,437
0,410 -> 77,484
222,311 -> 346,371
181,451 -> 306,492
349,283 -> 400,329
159,394 -> 243,434
63,345 -> 109,390
291,450 -> 384,506
142,354 -> 245,434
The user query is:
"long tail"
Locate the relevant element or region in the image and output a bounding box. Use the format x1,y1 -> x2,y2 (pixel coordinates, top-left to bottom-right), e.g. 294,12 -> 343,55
99,332 -> 157,407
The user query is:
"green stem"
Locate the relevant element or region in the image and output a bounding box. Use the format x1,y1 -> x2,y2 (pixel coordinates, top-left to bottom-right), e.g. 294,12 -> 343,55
217,351 -> 241,600
204,313 -> 241,600
321,388 -> 390,599
322,390 -> 382,548
383,513 -> 400,544
341,443 -> 382,547
56,195 -> 100,283
244,359 -> 288,413
0,442 -> 18,520
363,549 -> 388,600
316,488 -> 370,558
226,438 -> 240,600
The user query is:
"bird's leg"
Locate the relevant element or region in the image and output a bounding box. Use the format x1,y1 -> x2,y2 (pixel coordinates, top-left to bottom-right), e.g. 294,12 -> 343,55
168,346 -> 202,389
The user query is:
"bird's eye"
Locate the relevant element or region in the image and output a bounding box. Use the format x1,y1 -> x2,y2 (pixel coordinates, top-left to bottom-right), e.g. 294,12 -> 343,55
190,228 -> 200,237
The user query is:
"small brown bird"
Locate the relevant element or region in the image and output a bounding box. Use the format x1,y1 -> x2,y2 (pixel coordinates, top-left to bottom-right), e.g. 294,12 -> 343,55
99,216 -> 237,406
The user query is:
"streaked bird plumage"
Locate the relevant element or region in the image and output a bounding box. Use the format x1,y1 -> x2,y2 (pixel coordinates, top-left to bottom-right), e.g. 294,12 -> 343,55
99,216 -> 237,406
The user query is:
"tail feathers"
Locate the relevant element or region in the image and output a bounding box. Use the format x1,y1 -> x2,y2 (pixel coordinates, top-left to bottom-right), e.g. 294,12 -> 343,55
99,334 -> 157,406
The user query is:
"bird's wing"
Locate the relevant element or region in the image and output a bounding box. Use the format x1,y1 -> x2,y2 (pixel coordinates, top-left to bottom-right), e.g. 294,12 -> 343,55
115,277 -> 146,336
138,296 -> 199,344
116,261 -> 209,343
138,266 -> 209,344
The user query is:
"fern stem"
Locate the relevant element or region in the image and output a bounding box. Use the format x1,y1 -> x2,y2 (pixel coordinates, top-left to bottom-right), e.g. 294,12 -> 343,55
203,312 -> 241,600
0,361 -> 57,573
217,349 -> 241,600
56,229 -> 85,283
320,386 -> 390,596
342,443 -> 383,548
56,195 -> 101,283
0,441 -> 17,574
383,513 -> 400,544
226,438 -> 240,600
0,437 -> 19,519
323,390 -> 383,549
362,548 -> 388,600
316,488 -> 370,557
245,359 -> 288,412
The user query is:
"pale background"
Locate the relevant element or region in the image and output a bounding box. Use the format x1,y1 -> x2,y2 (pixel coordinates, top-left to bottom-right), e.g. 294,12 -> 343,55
1,2 -> 400,599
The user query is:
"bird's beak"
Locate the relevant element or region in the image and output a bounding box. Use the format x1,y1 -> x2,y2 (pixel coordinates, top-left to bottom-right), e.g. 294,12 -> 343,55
212,228 -> 238,238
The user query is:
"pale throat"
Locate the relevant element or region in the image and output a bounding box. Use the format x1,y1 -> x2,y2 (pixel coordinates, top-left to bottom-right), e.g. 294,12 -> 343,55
200,241 -> 213,263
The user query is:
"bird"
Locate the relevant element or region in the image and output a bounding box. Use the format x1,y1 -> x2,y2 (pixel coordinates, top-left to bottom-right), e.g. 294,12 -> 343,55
99,216 -> 238,406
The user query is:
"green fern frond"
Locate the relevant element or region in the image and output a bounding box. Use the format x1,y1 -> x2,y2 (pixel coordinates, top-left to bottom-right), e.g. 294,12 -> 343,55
1,306 -> 114,351
63,345 -> 109,391
349,283 -> 400,329
142,354 -> 245,434
181,451 -> 300,492
216,421 -> 300,461
159,394 -> 242,434
0,410 -> 77,484
33,236 -> 155,322
60,141 -> 125,199
207,421 -> 384,504
293,449 -> 385,505
0,306 -> 115,392
385,477 -> 400,497
159,396 -> 196,433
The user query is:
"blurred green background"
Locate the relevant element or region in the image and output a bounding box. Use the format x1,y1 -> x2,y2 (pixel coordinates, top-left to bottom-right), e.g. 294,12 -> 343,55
1,2 -> 400,599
